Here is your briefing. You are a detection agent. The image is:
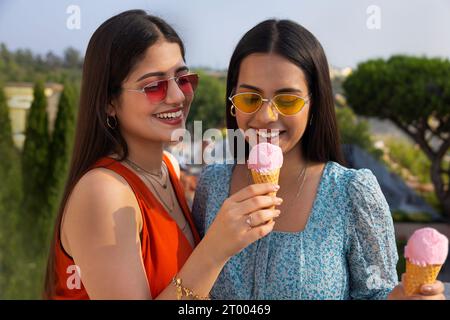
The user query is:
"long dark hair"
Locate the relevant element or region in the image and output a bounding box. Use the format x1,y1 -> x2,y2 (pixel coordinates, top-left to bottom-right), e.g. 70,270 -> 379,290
226,19 -> 344,164
43,10 -> 185,299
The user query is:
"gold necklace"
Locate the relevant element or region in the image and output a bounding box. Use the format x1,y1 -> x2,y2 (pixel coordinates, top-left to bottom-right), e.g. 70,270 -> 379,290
124,159 -> 174,212
124,159 -> 188,232
125,158 -> 168,189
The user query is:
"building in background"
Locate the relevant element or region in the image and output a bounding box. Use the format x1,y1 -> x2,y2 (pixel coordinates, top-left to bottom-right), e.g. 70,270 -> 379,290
4,82 -> 63,149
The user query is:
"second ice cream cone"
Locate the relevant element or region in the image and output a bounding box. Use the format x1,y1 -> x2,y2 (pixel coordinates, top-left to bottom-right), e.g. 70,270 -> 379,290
403,227 -> 448,296
404,260 -> 442,296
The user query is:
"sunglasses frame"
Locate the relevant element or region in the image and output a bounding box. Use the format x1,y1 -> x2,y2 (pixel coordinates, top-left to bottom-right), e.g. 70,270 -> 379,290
228,92 -> 311,116
125,73 -> 199,103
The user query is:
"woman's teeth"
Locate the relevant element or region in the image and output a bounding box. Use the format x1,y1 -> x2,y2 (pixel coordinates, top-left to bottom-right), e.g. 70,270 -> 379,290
256,130 -> 281,138
155,110 -> 183,119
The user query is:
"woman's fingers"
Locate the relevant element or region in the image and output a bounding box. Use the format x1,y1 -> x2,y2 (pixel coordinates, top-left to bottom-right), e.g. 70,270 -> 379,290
230,183 -> 280,202
235,195 -> 283,215
420,281 -> 445,296
246,209 -> 281,227
245,220 -> 276,242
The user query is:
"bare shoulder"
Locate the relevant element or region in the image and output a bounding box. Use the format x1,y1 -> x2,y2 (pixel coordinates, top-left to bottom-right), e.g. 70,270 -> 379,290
60,167 -> 151,299
67,167 -> 138,213
61,167 -> 142,256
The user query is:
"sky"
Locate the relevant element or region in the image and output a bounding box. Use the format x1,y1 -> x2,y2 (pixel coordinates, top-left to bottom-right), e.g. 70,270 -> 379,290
0,0 -> 449,69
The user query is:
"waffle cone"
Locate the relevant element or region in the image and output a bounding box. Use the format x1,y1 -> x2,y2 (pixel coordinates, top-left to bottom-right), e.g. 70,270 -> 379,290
250,168 -> 280,210
403,260 -> 442,296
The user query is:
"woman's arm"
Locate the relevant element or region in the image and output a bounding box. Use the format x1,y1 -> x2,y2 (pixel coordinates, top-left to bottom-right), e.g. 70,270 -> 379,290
346,169 -> 445,300
346,169 -> 399,300
63,168 -> 150,299
155,182 -> 282,299
63,168 -> 281,299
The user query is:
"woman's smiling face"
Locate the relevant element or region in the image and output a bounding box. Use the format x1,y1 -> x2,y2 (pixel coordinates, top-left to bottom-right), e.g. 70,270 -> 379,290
109,40 -> 194,143
234,53 -> 311,154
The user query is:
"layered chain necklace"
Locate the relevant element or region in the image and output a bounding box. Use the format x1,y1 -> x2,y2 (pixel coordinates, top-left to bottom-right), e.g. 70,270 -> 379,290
125,158 -> 168,188
124,158 -> 189,232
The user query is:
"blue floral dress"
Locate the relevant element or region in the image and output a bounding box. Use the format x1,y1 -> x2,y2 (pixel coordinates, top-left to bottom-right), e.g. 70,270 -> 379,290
192,161 -> 399,300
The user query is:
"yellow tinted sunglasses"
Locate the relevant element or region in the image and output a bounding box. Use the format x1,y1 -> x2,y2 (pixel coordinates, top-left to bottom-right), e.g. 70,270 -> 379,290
229,92 -> 310,116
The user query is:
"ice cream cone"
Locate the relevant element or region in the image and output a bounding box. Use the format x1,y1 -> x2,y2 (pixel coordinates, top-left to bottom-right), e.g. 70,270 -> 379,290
248,143 -> 283,221
404,260 -> 442,296
250,168 -> 280,209
403,227 -> 448,296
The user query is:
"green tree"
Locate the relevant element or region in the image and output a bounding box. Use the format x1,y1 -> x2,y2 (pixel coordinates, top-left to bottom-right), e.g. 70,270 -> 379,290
0,86 -> 13,158
45,51 -> 63,69
0,85 -> 23,298
384,138 -> 432,184
63,47 -> 82,69
44,83 -> 77,243
335,106 -> 381,158
0,85 -> 13,295
0,43 -> 82,84
187,71 -> 226,129
343,55 -> 450,218
21,81 -> 50,253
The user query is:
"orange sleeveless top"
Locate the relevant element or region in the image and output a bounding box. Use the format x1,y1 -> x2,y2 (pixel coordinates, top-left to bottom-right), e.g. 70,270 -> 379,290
52,154 -> 201,299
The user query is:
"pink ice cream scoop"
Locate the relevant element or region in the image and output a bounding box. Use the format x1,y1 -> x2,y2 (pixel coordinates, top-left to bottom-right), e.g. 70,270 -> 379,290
248,143 -> 283,173
404,227 -> 448,267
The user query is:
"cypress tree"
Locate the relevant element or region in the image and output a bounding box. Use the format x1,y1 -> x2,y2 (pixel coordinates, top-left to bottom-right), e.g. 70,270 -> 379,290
21,81 -> 50,253
44,83 -> 76,243
0,85 -> 23,297
0,85 -> 12,296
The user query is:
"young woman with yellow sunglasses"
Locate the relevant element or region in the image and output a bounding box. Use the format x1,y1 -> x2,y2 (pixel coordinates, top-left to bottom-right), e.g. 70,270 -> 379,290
193,19 -> 445,300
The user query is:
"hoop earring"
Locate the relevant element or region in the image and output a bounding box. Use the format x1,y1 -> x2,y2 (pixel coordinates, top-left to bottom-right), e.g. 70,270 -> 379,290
230,105 -> 236,117
107,115 -> 118,129
309,113 -> 314,126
